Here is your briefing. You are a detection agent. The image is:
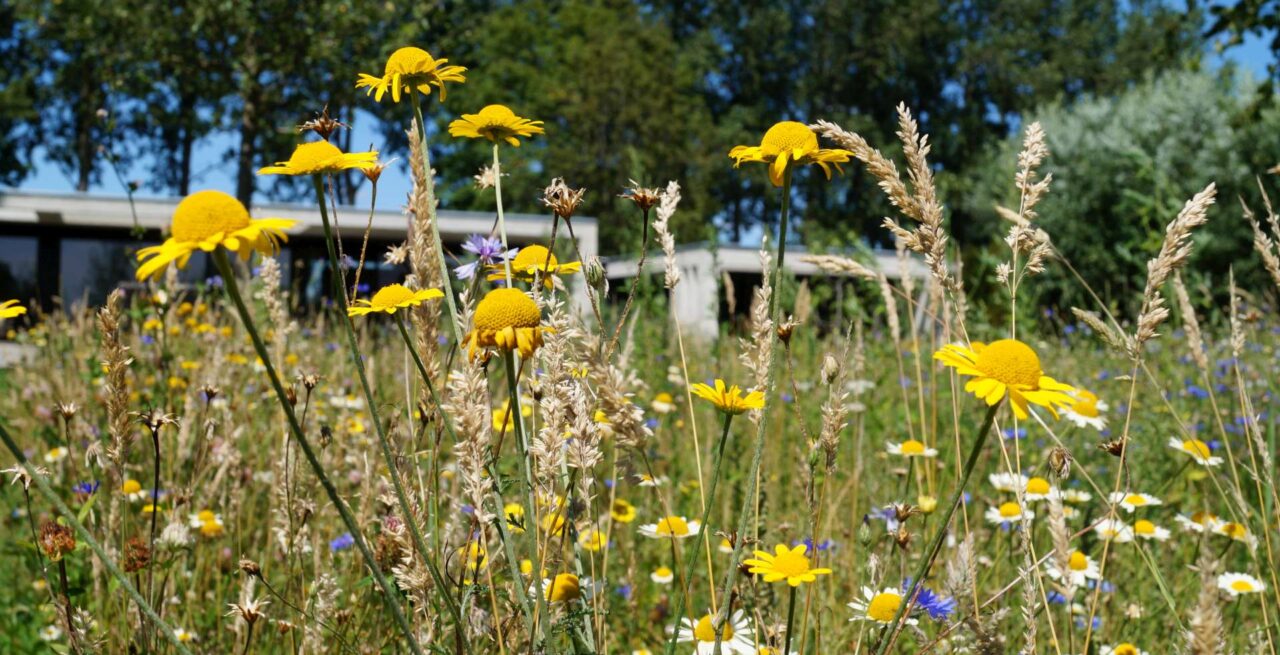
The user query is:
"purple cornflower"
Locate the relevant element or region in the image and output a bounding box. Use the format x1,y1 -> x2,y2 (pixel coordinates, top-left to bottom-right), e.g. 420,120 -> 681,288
454,234 -> 516,280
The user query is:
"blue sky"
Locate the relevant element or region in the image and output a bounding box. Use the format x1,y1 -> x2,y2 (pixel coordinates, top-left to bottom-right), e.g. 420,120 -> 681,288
15,29 -> 1277,213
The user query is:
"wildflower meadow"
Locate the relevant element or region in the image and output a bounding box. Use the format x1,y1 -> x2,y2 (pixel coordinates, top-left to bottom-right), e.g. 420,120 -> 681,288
5,34 -> 1280,655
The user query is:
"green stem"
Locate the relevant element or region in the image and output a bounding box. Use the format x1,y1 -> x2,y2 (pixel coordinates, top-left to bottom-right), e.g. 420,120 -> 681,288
394,314 -> 460,445
712,167 -> 791,655
310,176 -> 467,655
783,585 -> 799,655
493,143 -> 513,285
0,423 -> 195,655
505,350 -> 553,643
664,413 -> 734,655
408,90 -> 465,347
874,401 -> 1001,655
210,251 -> 424,655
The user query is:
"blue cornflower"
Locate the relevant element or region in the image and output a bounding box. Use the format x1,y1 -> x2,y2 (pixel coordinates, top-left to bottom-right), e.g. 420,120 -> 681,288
902,580 -> 956,621
330,533 -> 355,552
72,481 -> 100,495
454,234 -> 516,280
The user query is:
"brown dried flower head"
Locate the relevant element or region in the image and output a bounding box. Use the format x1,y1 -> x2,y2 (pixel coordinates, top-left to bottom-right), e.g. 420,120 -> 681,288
124,537 -> 151,573
39,522 -> 76,561
297,105 -> 348,141
55,402 -> 79,421
542,177 -> 585,219
620,179 -> 661,212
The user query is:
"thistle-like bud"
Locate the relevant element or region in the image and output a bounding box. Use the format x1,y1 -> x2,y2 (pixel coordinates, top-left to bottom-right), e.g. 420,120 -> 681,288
584,257 -> 607,291
821,354 -> 840,384
124,537 -> 151,573
1047,447 -> 1073,480
542,177 -> 585,219
297,105 -> 347,142
239,558 -> 262,578
319,425 -> 333,449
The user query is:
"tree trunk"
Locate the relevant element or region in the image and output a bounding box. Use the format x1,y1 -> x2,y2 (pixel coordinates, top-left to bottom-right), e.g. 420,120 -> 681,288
75,71 -> 94,192
236,88 -> 259,207
178,90 -> 195,196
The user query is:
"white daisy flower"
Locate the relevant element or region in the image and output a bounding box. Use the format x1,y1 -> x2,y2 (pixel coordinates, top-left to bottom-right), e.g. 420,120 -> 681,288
1217,572 -> 1266,597
1063,389 -> 1108,430
1060,489 -> 1093,504
39,625 -> 63,641
988,471 -> 1028,493
985,501 -> 1033,526
886,439 -> 938,458
188,509 -> 223,529
638,516 -> 700,539
1213,521 -> 1258,547
848,586 -> 918,625
651,567 -> 674,584
1093,518 -> 1134,542
43,447 -> 67,464
173,628 -> 198,642
718,538 -> 734,554
1174,511 -> 1221,534
1168,437 -> 1223,467
635,473 -> 667,487
676,609 -> 755,655
1045,550 -> 1101,588
1023,476 -> 1055,501
1108,492 -> 1162,513
1132,519 -> 1171,542
651,392 -> 677,415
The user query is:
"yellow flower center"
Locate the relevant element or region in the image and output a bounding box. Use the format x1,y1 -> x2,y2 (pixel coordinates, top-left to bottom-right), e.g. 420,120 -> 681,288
476,104 -> 518,126
171,190 -> 251,243
284,141 -> 344,170
1191,511 -> 1216,527
974,339 -> 1043,388
900,439 -> 926,455
1113,644 -> 1138,655
655,392 -> 674,404
1123,494 -> 1147,506
385,46 -> 435,75
693,614 -> 733,642
1026,477 -> 1051,495
1134,520 -> 1156,535
370,284 -> 417,308
1231,580 -> 1256,593
1071,390 -> 1100,417
768,548 -> 813,577
547,573 -> 580,601
197,510 -> 216,523
1183,439 -> 1211,459
656,516 -> 690,537
655,566 -> 672,577
1068,551 -> 1089,571
473,288 -> 541,331
121,479 -> 141,494
761,121 -> 818,155
998,502 -> 1021,518
867,592 -> 902,623
512,245 -> 557,270
1220,522 -> 1247,539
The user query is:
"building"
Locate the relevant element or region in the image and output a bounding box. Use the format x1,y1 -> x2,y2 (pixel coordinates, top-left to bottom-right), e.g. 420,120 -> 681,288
604,243 -> 929,339
0,190 -> 596,311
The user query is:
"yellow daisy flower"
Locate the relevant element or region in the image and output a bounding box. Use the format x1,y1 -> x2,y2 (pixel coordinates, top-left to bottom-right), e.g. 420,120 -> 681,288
347,283 -> 443,317
464,288 -> 551,359
489,244 -> 581,289
578,528 -> 608,552
728,121 -> 852,186
257,140 -> 378,176
849,587 -> 917,626
448,104 -> 544,147
539,573 -> 581,603
0,300 -> 27,319
356,46 -> 466,103
934,339 -> 1077,419
690,379 -> 765,415
1168,437 -> 1223,466
135,190 -> 295,281
743,543 -> 832,587
610,498 -> 637,523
